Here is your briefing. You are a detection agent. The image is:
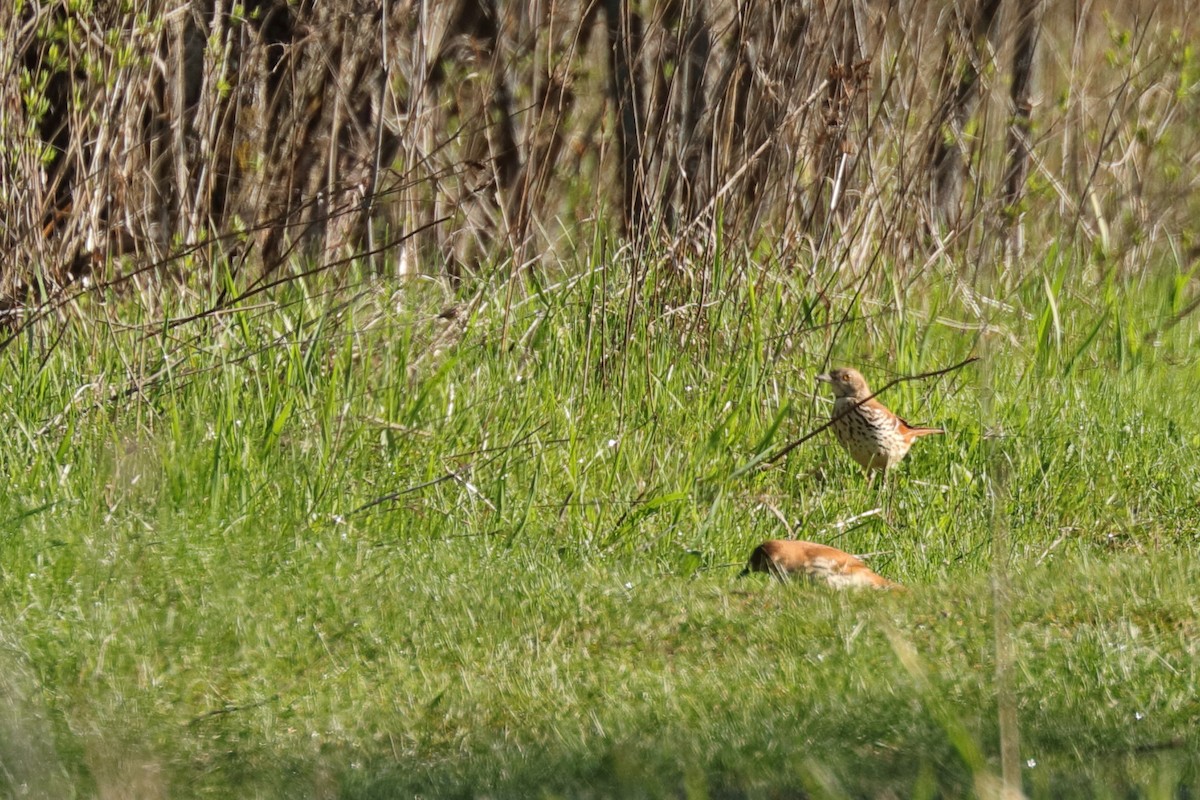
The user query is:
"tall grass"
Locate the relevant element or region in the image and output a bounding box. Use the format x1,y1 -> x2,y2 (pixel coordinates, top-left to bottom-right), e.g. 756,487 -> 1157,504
1,234 -> 1199,796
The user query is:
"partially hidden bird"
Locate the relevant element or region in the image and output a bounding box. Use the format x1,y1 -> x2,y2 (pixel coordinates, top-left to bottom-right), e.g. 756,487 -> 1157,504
815,367 -> 943,473
741,539 -> 902,590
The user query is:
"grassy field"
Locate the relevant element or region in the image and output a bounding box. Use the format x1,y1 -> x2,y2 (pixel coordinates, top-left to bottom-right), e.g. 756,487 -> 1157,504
2,245 -> 1199,798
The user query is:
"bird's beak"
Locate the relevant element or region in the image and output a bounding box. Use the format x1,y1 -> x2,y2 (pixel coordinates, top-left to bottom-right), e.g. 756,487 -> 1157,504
815,373 -> 831,383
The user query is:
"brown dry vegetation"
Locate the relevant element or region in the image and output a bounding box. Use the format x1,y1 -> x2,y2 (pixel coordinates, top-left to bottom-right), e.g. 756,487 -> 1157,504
1,0 -> 1197,318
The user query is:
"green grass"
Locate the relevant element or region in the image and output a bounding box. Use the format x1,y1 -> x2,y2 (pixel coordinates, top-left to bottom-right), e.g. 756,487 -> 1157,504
2,247 -> 1199,798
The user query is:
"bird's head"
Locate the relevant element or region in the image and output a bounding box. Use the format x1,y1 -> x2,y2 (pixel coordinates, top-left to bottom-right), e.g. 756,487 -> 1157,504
815,367 -> 871,399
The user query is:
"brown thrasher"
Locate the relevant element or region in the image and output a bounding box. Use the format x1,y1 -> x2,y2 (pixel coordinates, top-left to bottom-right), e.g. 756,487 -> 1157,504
815,367 -> 943,473
741,539 -> 902,589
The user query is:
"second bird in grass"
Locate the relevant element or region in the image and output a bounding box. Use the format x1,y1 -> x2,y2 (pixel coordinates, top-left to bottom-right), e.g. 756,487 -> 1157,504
816,367 -> 943,473
742,539 -> 902,589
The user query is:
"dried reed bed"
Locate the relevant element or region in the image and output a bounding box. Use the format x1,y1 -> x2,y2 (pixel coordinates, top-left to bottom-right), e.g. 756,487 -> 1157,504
0,0 -> 1196,320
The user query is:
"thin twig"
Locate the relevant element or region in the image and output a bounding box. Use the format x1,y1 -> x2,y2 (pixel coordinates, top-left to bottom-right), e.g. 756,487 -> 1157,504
344,422 -> 550,517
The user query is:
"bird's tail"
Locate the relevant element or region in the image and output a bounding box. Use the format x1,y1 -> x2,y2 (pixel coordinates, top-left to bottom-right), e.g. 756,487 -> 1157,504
906,426 -> 944,437
872,573 -> 908,591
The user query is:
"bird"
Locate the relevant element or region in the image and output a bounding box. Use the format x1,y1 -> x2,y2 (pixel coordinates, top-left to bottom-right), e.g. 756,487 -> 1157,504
815,367 -> 943,473
741,539 -> 902,589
